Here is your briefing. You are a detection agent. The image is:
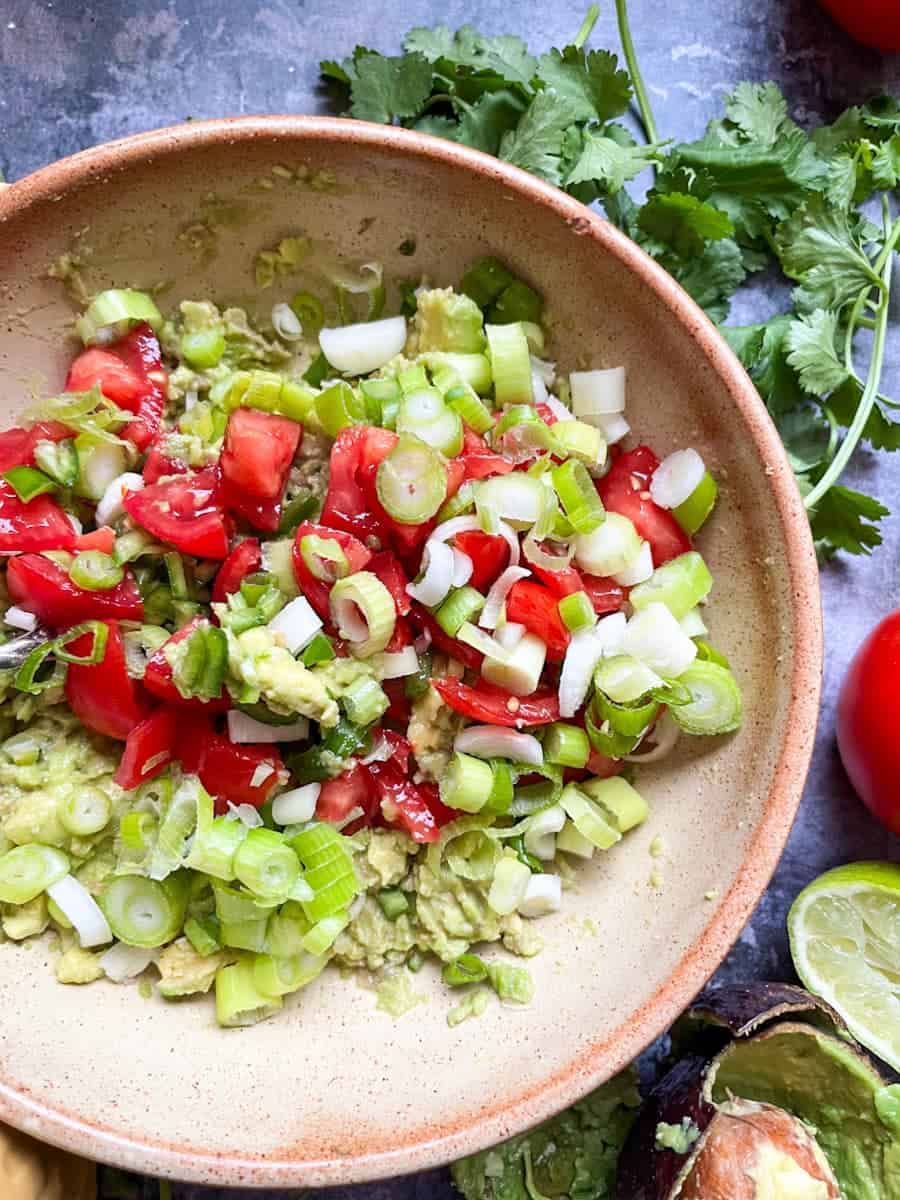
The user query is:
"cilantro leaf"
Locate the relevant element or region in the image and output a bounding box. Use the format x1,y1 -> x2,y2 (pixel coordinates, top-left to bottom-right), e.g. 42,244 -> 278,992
404,25 -> 536,89
872,134 -> 900,189
638,193 -> 734,259
457,90 -> 527,154
499,89 -> 578,184
777,407 -> 832,475
724,82 -> 790,149
669,239 -> 745,322
745,315 -> 807,418
827,378 -> 900,452
809,484 -> 889,557
413,114 -> 460,138
349,52 -> 434,124
784,310 -> 849,396
565,125 -> 663,194
320,59 -> 353,87
721,323 -> 766,369
776,195 -> 882,312
536,47 -> 631,123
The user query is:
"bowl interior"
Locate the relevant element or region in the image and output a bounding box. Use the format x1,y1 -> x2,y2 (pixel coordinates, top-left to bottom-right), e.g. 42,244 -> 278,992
0,118 -> 820,1187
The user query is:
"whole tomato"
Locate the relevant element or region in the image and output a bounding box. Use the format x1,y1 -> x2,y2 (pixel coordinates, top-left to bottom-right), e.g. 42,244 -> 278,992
836,610 -> 900,834
818,0 -> 900,53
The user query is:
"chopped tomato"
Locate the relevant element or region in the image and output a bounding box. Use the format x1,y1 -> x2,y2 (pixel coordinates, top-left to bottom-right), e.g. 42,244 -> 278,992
114,708 -> 179,790
7,553 -> 143,627
506,579 -> 570,661
530,564 -> 582,597
291,521 -> 372,620
598,445 -> 690,566
320,425 -> 398,541
66,349 -> 146,406
0,422 -> 71,473
316,762 -> 372,824
408,607 -> 484,673
123,466 -> 229,559
384,615 -> 413,654
221,487 -> 281,533
535,402 -> 558,426
143,443 -> 189,485
586,748 -> 624,778
0,484 -> 76,553
368,550 -> 412,616
432,677 -> 560,727
366,759 -> 443,843
67,324 -> 167,450
75,526 -> 116,554
143,618 -> 231,712
359,456 -> 465,561
174,712 -> 214,775
221,409 -> 301,502
200,737 -> 285,811
454,530 -> 509,593
581,575 -> 627,615
65,620 -> 153,740
212,538 -> 262,605
381,678 -> 412,726
459,427 -> 515,481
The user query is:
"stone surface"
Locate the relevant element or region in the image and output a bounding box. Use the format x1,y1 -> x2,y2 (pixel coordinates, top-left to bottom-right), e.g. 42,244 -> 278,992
2,1 -> 900,1196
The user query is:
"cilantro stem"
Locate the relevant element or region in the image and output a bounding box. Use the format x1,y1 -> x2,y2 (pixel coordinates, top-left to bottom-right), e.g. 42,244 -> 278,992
805,217 -> 900,512
614,0 -> 659,145
573,4 -> 601,50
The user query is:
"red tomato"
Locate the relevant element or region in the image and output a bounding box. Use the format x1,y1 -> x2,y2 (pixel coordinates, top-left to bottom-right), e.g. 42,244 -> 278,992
316,762 -> 373,824
114,708 -> 178,790
0,422 -> 71,474
455,530 -> 509,593
586,749 -> 624,778
292,521 -> 373,620
320,425 -> 398,540
174,712 -> 214,775
67,324 -> 167,450
367,550 -> 411,616
212,538 -> 262,605
530,564 -> 583,597
221,409 -> 301,502
200,737 -> 285,811
221,488 -> 281,533
359,456 -> 465,561
123,467 -> 229,559
366,759 -> 443,843
383,615 -> 413,654
0,484 -> 76,553
459,427 -> 515,481
408,607 -> 484,672
818,0 -> 900,52
143,618 -> 231,712
7,553 -> 143,627
597,446 -> 691,566
66,349 -> 146,406
837,610 -> 900,835
432,677 -> 560,727
143,443 -> 189,485
65,620 -> 153,740
75,527 -> 116,554
381,678 -> 412,726
582,574 -> 627,615
506,579 -> 570,662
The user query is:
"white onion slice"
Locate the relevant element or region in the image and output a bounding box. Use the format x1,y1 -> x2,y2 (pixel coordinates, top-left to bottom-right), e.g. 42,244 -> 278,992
373,645 -> 419,679
624,712 -> 681,762
530,367 -> 549,404
95,471 -> 144,527
531,355 -> 557,388
594,412 -> 630,445
543,393 -> 575,422
455,725 -> 543,766
596,610 -> 628,657
361,735 -> 394,764
406,539 -> 456,607
452,548 -> 474,587
268,596 -> 322,654
612,541 -> 654,587
650,448 -> 706,509
518,873 -> 562,918
227,711 -> 309,744
100,942 -> 155,982
249,764 -> 275,789
623,602 -> 697,677
494,621 -> 526,649
480,565 -> 530,629
271,301 -> 303,341
226,801 -> 265,827
318,316 -> 407,376
680,607 -> 708,638
570,366 -> 626,417
272,783 -> 320,825
429,515 -> 482,543
457,622 -> 513,663
558,624 -> 608,718
47,875 -> 111,948
4,606 -> 37,632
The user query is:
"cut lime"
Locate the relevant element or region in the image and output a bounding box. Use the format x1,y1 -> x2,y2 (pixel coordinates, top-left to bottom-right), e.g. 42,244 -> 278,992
788,861 -> 900,1072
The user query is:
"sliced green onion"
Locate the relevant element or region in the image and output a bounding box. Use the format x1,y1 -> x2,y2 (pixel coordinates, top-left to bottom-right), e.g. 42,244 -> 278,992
493,406 -> 557,463
254,951 -> 326,997
397,391 -> 463,457
442,953 -> 488,987
668,660 -> 742,734
290,823 -> 359,923
303,352 -> 330,388
558,591 -> 595,634
55,620 -> 109,664
680,607 -> 708,639
482,631 -> 546,697
300,911 -> 349,955
74,436 -> 129,500
556,822 -> 595,858
220,917 -> 270,952
329,571 -> 396,658
181,323 -> 226,368
594,690 -> 658,738
224,370 -> 316,424
59,786 -> 111,837
435,586 -> 485,637
436,480 -> 476,523
113,529 -> 164,565
488,279 -> 543,325
584,701 -> 638,758
593,654 -> 664,704
622,602 -> 698,678
119,811 -> 156,855
233,829 -> 300,900
69,551 -> 124,592
440,751 -> 495,814
33,438 -> 78,486
360,377 -> 401,428
315,381 -> 366,437
265,904 -> 311,957
673,472 -> 718,535
569,367 -> 625,425
185,813 -> 247,881
147,777 -> 199,880
301,632 -> 336,668
0,844 -> 69,904
551,420 -> 605,467
487,854 -> 531,915
3,464 -> 57,501
629,552 -> 713,620
290,290 -> 325,335
695,640 -> 730,669
574,512 -> 641,576
552,459 -> 605,535
454,725 -> 542,765
77,288 -> 163,344
543,723 -> 590,768
170,621 -> 228,701
1,732 -> 41,766
456,621 -> 513,664
213,880 -> 274,925
101,874 -> 188,947
278,491 -> 319,535
216,960 -> 283,1027
240,571 -> 274,605
185,915 -> 222,957
445,383 -> 494,434
476,473 -> 546,532
340,675 -> 388,727
487,961 -> 533,1004
486,323 -> 533,406
559,783 -> 621,850
461,257 -> 515,308
521,803 -> 566,860
581,776 -> 648,833
376,434 -> 448,524
649,450 -> 713,529
397,364 -> 429,394
376,888 -> 409,921
483,761 -> 514,816
14,642 -> 65,695
422,352 -> 492,396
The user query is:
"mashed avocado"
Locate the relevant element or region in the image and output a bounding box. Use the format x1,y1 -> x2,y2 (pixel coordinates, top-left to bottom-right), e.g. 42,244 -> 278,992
228,628 -> 340,726
410,287 -> 486,354
407,656 -> 465,782
55,931 -> 104,985
156,937 -> 230,997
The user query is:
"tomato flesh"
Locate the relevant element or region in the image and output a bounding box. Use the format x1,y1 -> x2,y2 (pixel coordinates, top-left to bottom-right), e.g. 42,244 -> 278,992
221,409 -> 301,502
0,484 -> 76,553
7,553 -> 143,627
64,620 -> 153,740
432,677 -> 560,726
114,708 -> 178,790
67,324 -> 167,450
212,538 -> 262,605
200,737 -> 285,811
123,466 -> 229,559
597,445 -> 691,566
291,521 -> 372,620
143,618 -> 231,712
818,0 -> 900,51
320,425 -> 398,541
455,530 -> 509,593
506,579 -> 570,661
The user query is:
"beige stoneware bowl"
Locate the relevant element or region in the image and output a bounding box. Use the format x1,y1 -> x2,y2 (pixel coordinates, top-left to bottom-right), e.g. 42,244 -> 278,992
0,117 -> 821,1188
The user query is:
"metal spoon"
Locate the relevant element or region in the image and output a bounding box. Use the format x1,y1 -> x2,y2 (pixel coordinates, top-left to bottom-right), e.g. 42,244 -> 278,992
0,628 -> 51,671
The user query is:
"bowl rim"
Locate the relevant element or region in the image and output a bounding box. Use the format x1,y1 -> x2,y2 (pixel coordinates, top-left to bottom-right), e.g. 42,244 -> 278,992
0,113 -> 822,1188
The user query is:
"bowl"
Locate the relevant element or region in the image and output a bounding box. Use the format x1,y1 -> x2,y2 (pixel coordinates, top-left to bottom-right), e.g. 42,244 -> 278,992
0,116 -> 821,1187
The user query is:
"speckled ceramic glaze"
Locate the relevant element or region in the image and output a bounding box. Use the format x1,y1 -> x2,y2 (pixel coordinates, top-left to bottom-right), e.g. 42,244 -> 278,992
0,117 -> 821,1188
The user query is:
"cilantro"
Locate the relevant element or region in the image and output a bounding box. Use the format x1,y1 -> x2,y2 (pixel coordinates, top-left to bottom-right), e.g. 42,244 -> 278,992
321,4 -> 900,560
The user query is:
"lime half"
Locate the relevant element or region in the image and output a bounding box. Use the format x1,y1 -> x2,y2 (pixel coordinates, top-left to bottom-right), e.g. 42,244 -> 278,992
789,861 -> 900,1071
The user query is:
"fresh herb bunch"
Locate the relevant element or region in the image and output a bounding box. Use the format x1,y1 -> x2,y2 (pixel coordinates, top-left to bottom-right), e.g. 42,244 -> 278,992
322,3 -> 900,559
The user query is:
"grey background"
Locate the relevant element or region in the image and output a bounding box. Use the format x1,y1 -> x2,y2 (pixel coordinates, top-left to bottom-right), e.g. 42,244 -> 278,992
2,1 -> 900,1196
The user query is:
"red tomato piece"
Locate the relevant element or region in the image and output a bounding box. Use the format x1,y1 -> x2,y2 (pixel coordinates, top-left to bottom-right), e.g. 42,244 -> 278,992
530,564 -> 582,597
75,526 -> 116,554
432,677 -> 560,727
7,553 -> 143,627
66,349 -> 146,406
581,575 -> 627,615
505,579 -> 570,662
381,678 -> 412,727
123,466 -> 229,559
291,521 -> 373,620
316,762 -> 373,824
65,620 -> 153,740
174,712 -> 215,775
143,442 -> 189,485
459,427 -> 515,481
0,484 -> 77,553
67,324 -> 167,450
200,737 -> 285,811
0,422 -> 71,474
114,708 -> 179,790
368,550 -> 412,616
454,530 -> 509,593
220,486 -> 281,533
212,538 -> 262,606
366,759 -> 442,843
598,446 -> 690,567
818,0 -> 900,52
143,618 -> 231,712
408,608 -> 484,673
221,409 -> 301,502
320,425 -> 398,541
